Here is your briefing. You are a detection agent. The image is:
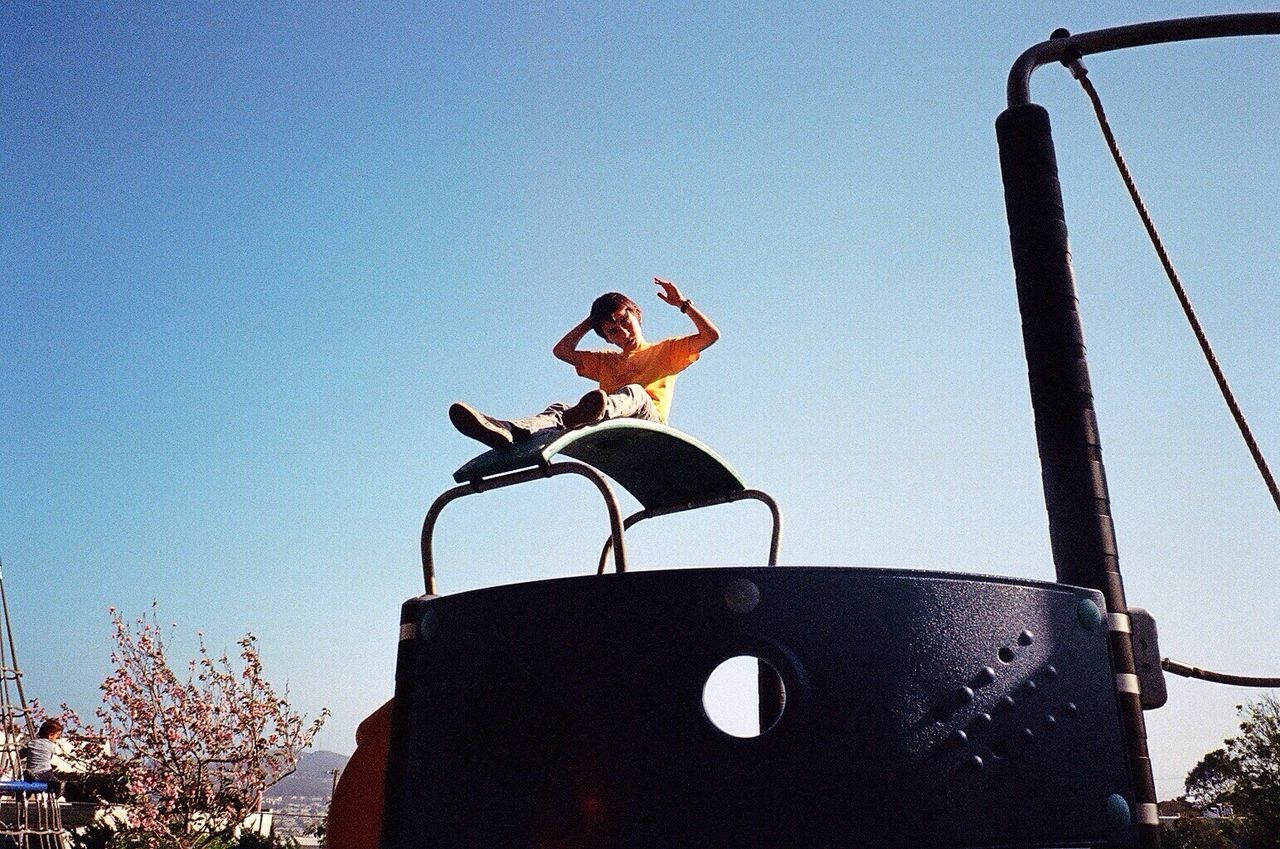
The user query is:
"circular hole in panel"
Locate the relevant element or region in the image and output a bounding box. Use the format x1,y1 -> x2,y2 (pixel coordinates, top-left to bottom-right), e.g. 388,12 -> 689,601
998,646 -> 1015,663
702,655 -> 786,738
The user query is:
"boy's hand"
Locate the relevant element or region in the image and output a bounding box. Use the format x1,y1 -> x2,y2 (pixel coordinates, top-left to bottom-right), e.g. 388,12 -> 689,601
657,276 -> 720,349
654,277 -> 685,306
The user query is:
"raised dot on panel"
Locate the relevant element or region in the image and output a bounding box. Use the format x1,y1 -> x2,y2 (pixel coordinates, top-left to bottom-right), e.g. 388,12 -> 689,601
419,610 -> 440,641
723,579 -> 761,614
1077,598 -> 1103,631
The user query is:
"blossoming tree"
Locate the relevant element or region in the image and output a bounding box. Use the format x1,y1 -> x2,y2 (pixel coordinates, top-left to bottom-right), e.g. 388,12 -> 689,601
67,606 -> 328,848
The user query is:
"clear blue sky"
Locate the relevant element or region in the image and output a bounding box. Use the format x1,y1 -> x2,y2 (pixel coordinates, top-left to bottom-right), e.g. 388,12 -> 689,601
3,2 -> 1277,801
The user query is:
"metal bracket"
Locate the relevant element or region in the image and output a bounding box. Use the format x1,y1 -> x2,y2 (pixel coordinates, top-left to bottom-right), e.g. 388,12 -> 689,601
1129,607 -> 1167,710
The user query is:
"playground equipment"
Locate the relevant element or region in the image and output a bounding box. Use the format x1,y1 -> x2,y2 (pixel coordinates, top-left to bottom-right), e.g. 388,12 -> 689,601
0,567 -> 66,849
349,14 -> 1280,849
383,416 -> 1142,848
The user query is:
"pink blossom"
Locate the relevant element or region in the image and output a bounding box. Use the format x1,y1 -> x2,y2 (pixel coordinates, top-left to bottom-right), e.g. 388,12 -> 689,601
61,606 -> 329,849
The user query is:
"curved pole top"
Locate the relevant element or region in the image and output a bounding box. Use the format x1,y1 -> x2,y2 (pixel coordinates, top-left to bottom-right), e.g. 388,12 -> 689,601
1007,13 -> 1280,107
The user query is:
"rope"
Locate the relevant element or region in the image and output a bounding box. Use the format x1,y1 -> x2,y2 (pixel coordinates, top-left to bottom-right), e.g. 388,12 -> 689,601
1072,62 -> 1280,697
1066,58 -> 1280,516
1162,658 -> 1280,688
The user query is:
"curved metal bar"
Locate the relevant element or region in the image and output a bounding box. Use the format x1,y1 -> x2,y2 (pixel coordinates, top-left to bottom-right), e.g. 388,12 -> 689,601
740,489 -> 783,567
1007,13 -> 1280,106
596,487 -> 783,573
422,461 -> 627,593
1162,658 -> 1280,688
596,511 -> 650,575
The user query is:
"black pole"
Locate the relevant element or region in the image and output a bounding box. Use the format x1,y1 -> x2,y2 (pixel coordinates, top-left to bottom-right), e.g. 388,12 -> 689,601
996,103 -> 1158,848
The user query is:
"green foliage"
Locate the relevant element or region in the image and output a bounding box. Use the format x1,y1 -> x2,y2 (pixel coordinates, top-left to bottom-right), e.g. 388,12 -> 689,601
1182,694 -> 1280,849
67,821 -> 148,849
1230,696 -> 1280,847
1186,748 -> 1238,815
68,822 -> 299,849
1160,814 -> 1236,849
65,769 -> 131,806
226,829 -> 298,849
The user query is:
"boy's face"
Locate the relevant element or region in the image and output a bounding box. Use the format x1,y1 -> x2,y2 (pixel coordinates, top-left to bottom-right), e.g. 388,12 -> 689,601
600,307 -> 642,351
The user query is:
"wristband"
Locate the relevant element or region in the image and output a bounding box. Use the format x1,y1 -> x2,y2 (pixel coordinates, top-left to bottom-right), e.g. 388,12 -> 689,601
680,299 -> 691,314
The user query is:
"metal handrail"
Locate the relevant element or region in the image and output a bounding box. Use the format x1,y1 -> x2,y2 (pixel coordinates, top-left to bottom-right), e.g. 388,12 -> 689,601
596,488 -> 783,573
1007,13 -> 1280,106
421,461 -> 627,594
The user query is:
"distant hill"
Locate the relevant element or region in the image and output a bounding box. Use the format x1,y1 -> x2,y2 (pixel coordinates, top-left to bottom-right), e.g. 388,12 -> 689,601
266,750 -> 350,799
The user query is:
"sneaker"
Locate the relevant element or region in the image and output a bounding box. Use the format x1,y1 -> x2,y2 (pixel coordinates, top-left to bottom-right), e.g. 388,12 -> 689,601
448,402 -> 514,450
562,390 -> 607,430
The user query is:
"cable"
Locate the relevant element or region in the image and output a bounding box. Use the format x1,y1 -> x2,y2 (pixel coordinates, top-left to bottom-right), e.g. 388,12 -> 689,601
1162,658 -> 1280,688
1064,56 -> 1280,516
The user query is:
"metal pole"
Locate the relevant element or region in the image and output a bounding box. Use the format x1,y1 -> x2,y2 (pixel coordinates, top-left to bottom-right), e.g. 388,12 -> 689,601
999,19 -> 1280,845
996,102 -> 1157,847
1006,14 -> 1280,107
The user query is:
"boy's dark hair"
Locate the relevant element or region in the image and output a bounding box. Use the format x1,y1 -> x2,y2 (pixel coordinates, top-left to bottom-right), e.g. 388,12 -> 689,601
589,292 -> 642,339
37,718 -> 62,738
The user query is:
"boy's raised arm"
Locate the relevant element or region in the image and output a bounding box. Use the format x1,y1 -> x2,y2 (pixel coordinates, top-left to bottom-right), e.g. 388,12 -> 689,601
552,316 -> 594,367
655,277 -> 720,351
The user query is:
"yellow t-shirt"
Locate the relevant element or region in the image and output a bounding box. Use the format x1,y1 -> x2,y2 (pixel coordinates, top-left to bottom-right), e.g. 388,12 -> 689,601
575,336 -> 702,423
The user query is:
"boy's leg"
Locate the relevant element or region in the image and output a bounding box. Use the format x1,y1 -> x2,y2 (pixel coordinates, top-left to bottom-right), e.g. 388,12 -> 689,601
29,769 -> 61,796
563,385 -> 660,429
449,402 -> 514,449
506,403 -> 570,440
457,386 -> 659,446
561,390 -> 607,430
605,384 -> 662,421
451,401 -> 585,447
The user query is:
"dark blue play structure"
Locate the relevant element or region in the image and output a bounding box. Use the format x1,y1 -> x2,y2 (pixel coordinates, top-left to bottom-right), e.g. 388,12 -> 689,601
382,15 -> 1280,848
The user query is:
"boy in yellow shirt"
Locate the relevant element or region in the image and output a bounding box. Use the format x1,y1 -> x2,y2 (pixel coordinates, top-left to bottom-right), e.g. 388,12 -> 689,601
450,277 -> 720,449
